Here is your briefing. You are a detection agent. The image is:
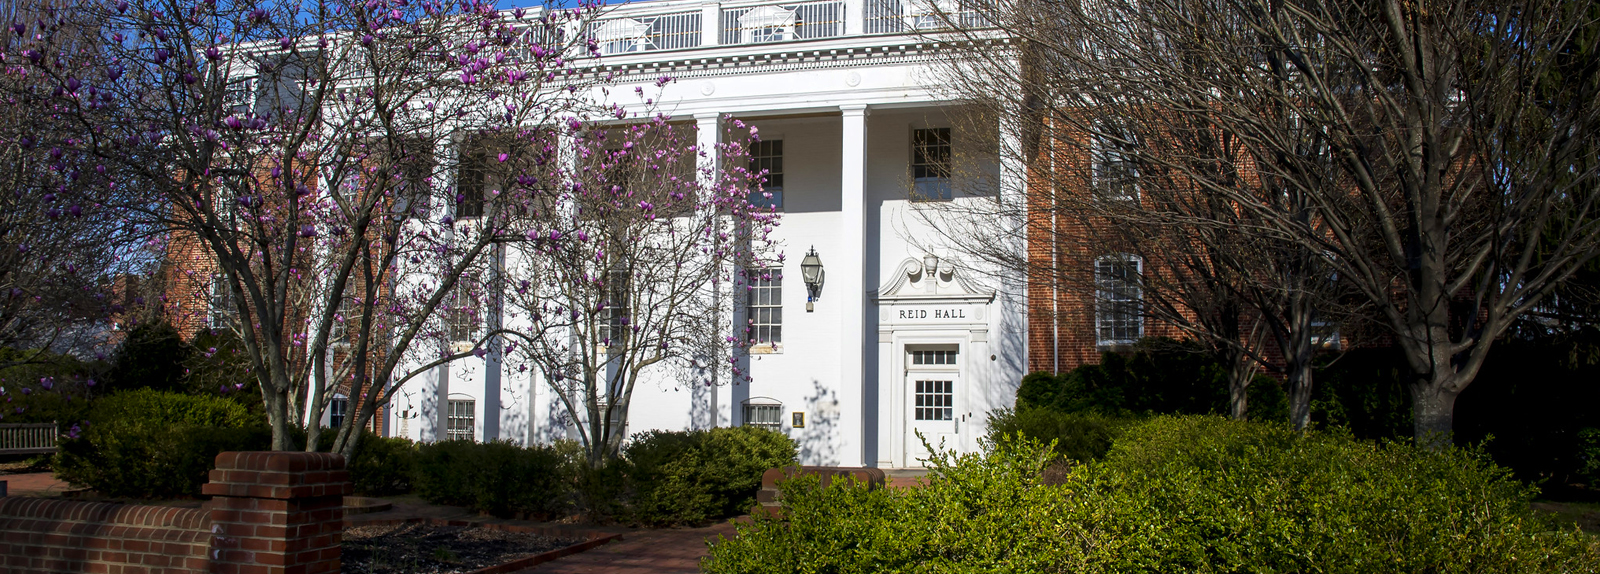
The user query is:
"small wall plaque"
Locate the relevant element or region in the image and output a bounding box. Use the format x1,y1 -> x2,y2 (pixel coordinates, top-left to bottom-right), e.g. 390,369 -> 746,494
792,412 -> 806,428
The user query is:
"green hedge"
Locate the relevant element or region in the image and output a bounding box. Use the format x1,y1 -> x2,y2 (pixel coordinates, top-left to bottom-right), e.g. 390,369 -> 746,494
620,426 -> 798,526
53,389 -> 268,498
985,407 -> 1123,462
412,439 -> 571,519
348,434 -> 416,496
704,415 -> 1600,574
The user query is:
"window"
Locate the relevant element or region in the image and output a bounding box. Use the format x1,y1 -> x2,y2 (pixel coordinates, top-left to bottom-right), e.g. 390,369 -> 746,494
446,275 -> 477,343
748,140 -> 783,209
455,148 -> 486,218
743,402 -> 782,431
446,399 -> 475,441
598,269 -> 630,349
399,155 -> 432,218
330,295 -> 351,344
328,397 -> 348,429
1092,121 -> 1139,201
1310,314 -> 1341,350
210,274 -> 235,328
1095,255 -> 1144,346
910,349 -> 958,365
912,128 -> 952,201
914,379 -> 954,421
745,268 -> 782,348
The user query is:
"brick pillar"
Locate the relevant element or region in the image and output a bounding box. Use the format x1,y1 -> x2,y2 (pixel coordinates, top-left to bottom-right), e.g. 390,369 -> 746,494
203,451 -> 350,574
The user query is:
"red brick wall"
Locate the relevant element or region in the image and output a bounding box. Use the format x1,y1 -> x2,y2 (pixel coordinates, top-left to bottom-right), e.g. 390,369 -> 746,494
0,451 -> 348,574
0,498 -> 210,573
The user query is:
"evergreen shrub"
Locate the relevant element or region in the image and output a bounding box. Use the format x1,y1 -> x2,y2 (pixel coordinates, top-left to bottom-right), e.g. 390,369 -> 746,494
412,439 -> 569,518
704,415 -> 1600,574
52,389 -> 268,498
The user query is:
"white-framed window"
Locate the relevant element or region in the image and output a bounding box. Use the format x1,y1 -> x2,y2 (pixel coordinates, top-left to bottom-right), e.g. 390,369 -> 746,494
1310,316 -> 1341,350
745,268 -> 782,349
1092,120 -> 1139,201
598,269 -> 630,350
209,274 -> 235,329
743,401 -> 783,431
910,349 -> 958,365
1095,254 -> 1144,346
446,399 -> 475,441
748,140 -> 783,209
913,379 -> 954,421
912,127 -> 952,201
399,154 -> 433,218
446,274 -> 477,343
455,148 -> 486,218
328,397 -> 348,429
330,295 -> 352,344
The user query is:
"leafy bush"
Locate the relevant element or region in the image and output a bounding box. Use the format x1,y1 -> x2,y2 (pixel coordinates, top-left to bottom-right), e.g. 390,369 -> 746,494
0,347 -> 106,425
622,426 -> 798,526
412,439 -> 570,518
704,415 -> 1600,574
349,433 -> 415,496
1016,338 -> 1231,417
985,407 -> 1122,462
102,322 -> 191,395
53,389 -> 268,498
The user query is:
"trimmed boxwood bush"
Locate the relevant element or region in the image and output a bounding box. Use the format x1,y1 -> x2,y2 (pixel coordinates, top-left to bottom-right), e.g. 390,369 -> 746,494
622,426 -> 798,526
348,433 -> 415,496
704,415 -> 1600,574
53,389 -> 268,498
985,407 -> 1123,462
412,439 -> 570,518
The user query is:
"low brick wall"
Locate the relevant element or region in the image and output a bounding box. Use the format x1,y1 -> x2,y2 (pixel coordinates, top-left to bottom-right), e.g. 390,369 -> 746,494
0,451 -> 348,574
0,497 -> 211,573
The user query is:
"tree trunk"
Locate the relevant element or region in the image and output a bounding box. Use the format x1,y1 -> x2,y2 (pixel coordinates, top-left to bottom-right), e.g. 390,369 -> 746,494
1227,355 -> 1253,421
1286,358 -> 1314,431
267,392 -> 292,451
1410,379 -> 1460,450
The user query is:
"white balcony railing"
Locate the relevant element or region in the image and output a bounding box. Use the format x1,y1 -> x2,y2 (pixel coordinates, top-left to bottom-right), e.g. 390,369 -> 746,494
573,0 -> 987,56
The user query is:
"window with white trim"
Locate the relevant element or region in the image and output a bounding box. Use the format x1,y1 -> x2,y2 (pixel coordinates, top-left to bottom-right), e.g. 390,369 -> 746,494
598,269 -> 630,349
743,402 -> 783,431
1091,120 -> 1139,201
914,379 -> 954,421
328,397 -> 348,429
910,349 -> 958,365
330,295 -> 351,344
1095,254 -> 1143,346
446,399 -> 475,441
209,274 -> 235,329
455,148 -> 486,218
911,128 -> 952,201
748,140 -> 783,209
446,274 -> 478,343
745,268 -> 782,348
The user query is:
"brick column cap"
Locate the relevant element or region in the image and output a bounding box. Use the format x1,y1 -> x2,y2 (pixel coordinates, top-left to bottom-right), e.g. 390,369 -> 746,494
201,451 -> 351,499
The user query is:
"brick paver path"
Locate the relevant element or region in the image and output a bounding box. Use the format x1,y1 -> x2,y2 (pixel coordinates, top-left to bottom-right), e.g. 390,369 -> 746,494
515,520 -> 740,574
0,472 -> 71,496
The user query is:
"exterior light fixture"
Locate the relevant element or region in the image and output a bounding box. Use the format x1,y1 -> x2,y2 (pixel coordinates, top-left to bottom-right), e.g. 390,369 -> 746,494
922,252 -> 940,277
800,246 -> 824,312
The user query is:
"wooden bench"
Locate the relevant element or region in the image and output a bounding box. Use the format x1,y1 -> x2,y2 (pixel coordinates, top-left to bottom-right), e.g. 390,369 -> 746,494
0,423 -> 58,455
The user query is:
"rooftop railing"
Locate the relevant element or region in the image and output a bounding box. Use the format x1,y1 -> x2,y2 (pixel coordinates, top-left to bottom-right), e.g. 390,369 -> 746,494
581,0 -> 987,57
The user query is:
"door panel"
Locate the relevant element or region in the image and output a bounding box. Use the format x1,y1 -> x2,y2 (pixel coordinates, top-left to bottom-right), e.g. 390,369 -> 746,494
907,377 -> 958,467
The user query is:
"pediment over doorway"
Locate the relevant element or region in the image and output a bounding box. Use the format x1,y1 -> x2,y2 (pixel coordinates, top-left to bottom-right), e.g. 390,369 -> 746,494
872,258 -> 995,305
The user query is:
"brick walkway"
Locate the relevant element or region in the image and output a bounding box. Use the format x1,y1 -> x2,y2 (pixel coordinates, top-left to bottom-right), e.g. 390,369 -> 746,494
0,472 -> 71,496
515,521 -> 740,574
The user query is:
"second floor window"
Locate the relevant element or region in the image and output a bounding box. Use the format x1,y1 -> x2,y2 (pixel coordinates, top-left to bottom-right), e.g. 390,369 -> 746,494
748,140 -> 784,209
447,275 -> 477,343
328,397 -> 348,429
1092,121 -> 1139,201
447,399 -> 475,441
1095,254 -> 1144,346
598,269 -> 630,349
455,149 -> 486,218
210,274 -> 235,328
746,268 -> 782,347
912,128 -> 952,201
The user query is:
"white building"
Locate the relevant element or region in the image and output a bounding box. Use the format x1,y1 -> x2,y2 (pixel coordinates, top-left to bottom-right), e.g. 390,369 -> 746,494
384,0 -> 1027,468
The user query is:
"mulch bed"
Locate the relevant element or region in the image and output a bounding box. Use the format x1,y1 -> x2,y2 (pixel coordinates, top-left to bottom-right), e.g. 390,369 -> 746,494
342,523 -> 581,574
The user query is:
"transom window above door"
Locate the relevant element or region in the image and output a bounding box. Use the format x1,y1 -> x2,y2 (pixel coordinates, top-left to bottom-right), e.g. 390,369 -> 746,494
910,349 -> 957,365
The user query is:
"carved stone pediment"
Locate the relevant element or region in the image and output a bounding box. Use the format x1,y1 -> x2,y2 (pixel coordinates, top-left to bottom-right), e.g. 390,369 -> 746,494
872,258 -> 995,305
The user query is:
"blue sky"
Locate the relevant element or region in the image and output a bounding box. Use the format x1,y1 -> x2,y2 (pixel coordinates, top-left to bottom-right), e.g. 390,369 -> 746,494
494,0 -> 613,10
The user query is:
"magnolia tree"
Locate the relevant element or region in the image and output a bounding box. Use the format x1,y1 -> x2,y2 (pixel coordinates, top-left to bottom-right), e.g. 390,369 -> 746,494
0,2 -> 150,367
9,0 -> 621,453
496,116 -> 779,464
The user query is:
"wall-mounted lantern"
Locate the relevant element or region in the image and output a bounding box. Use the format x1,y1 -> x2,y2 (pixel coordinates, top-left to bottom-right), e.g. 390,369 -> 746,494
800,246 -> 824,312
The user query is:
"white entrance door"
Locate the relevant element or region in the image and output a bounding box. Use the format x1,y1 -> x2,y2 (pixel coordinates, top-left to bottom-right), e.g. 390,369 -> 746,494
905,348 -> 959,467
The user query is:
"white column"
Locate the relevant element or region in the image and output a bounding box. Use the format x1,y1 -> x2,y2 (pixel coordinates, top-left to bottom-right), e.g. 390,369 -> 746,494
997,107 -> 1028,387
840,104 -> 869,465
696,112 -> 723,430
844,0 -> 864,35
701,1 -> 722,47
